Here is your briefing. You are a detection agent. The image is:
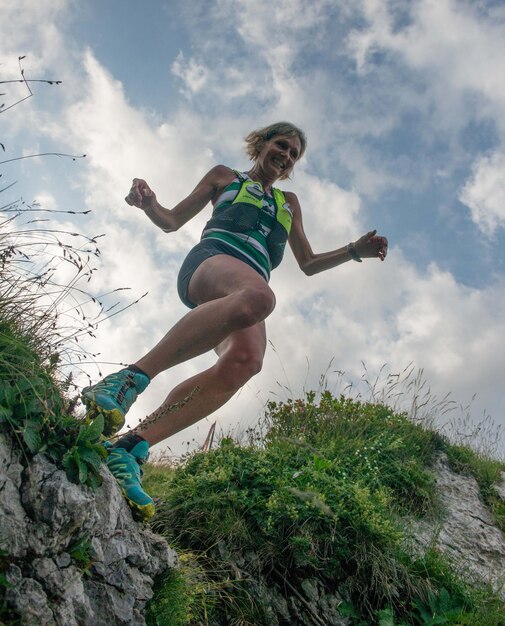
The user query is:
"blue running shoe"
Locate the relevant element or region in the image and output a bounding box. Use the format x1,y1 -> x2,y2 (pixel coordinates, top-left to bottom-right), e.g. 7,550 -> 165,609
82,368 -> 150,436
105,440 -> 155,521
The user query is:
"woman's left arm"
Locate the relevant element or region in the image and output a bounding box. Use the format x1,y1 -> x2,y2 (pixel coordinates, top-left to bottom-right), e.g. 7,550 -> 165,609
286,192 -> 388,276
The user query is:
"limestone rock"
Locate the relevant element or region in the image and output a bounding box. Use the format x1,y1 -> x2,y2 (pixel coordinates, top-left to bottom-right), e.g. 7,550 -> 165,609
4,429 -> 505,625
0,433 -> 177,625
493,472 -> 505,502
410,451 -> 505,597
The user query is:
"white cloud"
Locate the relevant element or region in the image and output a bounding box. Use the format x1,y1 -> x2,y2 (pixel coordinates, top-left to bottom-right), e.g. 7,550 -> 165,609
171,52 -> 209,95
261,252 -> 505,444
0,0 -> 82,160
459,151 -> 505,236
232,0 -> 333,48
347,0 -> 505,128
0,0 -> 69,54
58,50 -> 217,244
32,191 -> 57,210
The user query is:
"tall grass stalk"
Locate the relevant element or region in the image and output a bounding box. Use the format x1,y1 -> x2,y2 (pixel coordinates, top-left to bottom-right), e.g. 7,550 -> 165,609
0,197 -> 147,385
256,353 -> 503,462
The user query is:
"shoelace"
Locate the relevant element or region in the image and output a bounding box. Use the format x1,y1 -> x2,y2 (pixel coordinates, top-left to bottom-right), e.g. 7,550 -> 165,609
100,372 -> 135,403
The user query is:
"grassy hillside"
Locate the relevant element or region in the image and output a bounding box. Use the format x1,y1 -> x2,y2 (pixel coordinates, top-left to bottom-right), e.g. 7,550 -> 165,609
143,394 -> 505,625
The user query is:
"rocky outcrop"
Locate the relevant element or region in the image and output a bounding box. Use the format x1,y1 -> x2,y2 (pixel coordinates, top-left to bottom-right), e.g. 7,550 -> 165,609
409,451 -> 505,597
0,434 -> 177,626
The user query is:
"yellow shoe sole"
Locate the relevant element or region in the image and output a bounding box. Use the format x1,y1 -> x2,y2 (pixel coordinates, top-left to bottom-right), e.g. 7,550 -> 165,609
124,494 -> 156,521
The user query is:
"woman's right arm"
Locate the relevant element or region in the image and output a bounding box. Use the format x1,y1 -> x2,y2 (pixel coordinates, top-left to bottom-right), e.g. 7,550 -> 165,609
125,165 -> 233,233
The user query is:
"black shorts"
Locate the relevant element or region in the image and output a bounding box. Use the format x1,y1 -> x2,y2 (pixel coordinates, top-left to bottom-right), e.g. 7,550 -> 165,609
177,239 -> 266,309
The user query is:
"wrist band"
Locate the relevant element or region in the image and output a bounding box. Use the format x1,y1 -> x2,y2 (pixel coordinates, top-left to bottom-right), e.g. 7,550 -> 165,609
347,242 -> 362,262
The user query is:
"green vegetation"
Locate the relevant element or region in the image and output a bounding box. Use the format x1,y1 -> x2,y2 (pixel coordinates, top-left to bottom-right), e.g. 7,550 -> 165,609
0,109 -> 131,616
0,171 -> 133,490
0,69 -> 135,487
145,552 -> 218,626
67,535 -> 94,573
0,305 -> 106,490
144,393 -> 505,625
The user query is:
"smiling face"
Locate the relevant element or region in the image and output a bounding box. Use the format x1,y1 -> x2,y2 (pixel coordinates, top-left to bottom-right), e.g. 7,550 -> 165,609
255,134 -> 302,182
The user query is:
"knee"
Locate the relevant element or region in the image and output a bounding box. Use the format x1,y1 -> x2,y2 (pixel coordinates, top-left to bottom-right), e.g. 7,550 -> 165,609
216,348 -> 264,391
231,286 -> 276,327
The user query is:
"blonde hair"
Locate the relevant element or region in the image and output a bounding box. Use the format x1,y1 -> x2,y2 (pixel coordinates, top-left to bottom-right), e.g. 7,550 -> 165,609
244,122 -> 307,178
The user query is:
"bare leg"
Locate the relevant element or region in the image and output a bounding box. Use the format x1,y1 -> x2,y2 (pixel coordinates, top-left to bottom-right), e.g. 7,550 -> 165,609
134,323 -> 267,445
96,255 -> 273,518
134,255 -> 275,378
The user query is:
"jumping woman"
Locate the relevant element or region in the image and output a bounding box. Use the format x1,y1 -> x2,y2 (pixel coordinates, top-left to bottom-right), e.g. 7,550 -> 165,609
82,122 -> 388,519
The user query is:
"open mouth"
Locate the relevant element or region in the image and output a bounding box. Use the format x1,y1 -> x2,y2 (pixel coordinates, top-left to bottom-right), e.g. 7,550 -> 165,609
272,157 -> 286,170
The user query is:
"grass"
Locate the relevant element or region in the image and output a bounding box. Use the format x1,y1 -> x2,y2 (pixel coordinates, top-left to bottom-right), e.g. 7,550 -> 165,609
0,195 -> 130,619
145,551 -> 220,626
0,287 -> 107,490
144,392 -> 505,625
2,218 -> 505,626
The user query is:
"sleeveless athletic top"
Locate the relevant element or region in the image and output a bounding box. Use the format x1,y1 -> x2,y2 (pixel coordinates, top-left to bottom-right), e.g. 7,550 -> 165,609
201,171 -> 291,280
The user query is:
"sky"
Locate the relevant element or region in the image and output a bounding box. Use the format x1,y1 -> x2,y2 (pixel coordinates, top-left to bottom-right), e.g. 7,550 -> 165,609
1,0 -> 505,458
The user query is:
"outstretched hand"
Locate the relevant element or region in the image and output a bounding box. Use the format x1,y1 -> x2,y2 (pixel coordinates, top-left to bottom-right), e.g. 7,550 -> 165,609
125,178 -> 157,211
354,230 -> 388,261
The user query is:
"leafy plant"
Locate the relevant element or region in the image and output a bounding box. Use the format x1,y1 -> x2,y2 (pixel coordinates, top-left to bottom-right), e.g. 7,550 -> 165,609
62,415 -> 107,488
146,551 -> 217,626
0,58 -> 143,487
411,587 -> 464,625
68,535 -> 94,573
0,321 -> 106,488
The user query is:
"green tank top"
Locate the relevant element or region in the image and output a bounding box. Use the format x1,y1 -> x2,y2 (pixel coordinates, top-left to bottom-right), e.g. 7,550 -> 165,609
202,171 -> 292,279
